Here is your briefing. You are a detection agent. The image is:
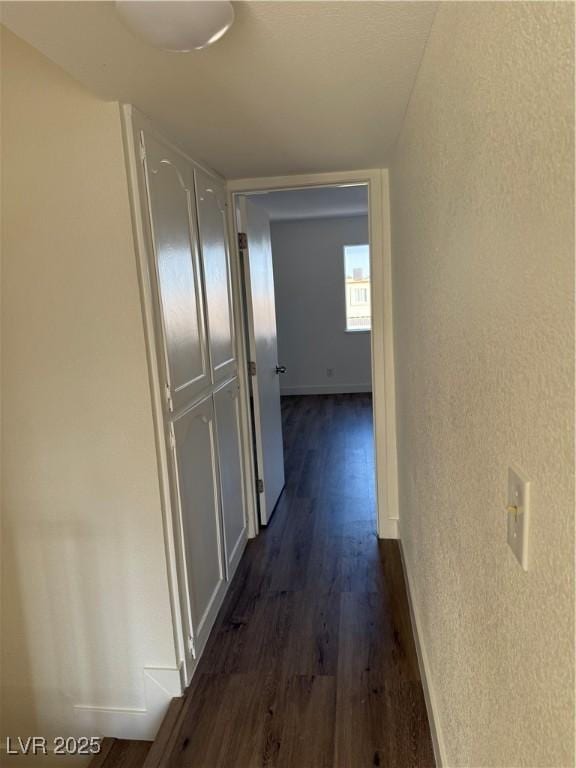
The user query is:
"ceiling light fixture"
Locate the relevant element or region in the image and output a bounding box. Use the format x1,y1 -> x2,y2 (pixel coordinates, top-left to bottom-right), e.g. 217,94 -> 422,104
115,1 -> 235,52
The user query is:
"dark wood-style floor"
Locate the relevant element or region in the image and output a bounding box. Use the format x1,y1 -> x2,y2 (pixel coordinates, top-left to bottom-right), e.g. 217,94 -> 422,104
91,739 -> 153,767
157,394 -> 434,768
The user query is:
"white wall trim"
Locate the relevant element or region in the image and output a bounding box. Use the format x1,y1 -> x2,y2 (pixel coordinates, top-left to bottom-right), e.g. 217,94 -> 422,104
73,666 -> 182,741
227,529 -> 247,577
399,541 -> 447,767
228,169 -> 400,540
378,517 -> 399,539
280,384 -> 372,396
378,171 -> 400,533
224,200 -> 259,540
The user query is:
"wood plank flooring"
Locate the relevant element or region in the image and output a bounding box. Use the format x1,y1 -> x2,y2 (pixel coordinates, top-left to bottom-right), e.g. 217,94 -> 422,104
162,394 -> 434,768
92,738 -> 152,767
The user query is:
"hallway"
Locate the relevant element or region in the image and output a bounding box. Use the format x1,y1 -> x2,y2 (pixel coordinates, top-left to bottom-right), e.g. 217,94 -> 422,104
3,7 -> 573,765
159,395 -> 434,767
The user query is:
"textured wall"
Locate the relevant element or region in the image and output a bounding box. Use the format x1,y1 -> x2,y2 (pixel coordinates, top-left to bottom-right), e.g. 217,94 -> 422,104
390,3 -> 574,766
271,216 -> 372,395
1,28 -> 177,743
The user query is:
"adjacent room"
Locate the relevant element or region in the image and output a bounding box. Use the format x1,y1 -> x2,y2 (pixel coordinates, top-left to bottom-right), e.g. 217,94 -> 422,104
256,185 -> 372,398
237,184 -> 376,526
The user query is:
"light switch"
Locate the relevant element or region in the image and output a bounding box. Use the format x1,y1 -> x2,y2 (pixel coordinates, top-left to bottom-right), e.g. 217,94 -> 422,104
507,465 -> 530,571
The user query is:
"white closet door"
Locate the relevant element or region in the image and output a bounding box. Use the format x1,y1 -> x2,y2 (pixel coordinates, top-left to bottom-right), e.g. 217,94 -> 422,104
142,133 -> 210,412
172,395 -> 226,656
214,378 -> 247,576
194,169 -> 236,384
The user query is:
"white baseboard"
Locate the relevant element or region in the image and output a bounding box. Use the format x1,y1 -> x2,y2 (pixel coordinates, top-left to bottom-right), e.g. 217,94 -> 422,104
0,668 -> 182,763
378,517 -> 399,539
280,384 -> 372,396
73,665 -> 182,741
399,541 -> 447,767
227,531 -> 247,579
71,548 -> 248,745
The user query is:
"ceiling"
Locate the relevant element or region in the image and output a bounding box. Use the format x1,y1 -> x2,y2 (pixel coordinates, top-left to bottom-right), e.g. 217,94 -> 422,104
248,184 -> 368,221
1,1 -> 437,179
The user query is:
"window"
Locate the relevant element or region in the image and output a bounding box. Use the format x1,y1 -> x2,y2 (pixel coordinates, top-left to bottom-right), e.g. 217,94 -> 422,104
343,244 -> 371,331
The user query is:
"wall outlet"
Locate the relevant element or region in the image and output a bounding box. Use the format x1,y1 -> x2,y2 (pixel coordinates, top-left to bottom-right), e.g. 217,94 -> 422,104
326,368 -> 334,378
507,465 -> 530,571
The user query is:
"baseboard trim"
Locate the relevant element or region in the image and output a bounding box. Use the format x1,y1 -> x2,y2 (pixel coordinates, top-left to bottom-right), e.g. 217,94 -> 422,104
73,666 -> 182,741
378,517 -> 399,539
280,384 -> 372,396
399,541 -> 447,768
227,532 -> 247,579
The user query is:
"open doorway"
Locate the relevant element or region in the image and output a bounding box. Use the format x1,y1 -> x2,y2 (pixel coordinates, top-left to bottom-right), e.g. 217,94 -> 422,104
235,182 -> 377,534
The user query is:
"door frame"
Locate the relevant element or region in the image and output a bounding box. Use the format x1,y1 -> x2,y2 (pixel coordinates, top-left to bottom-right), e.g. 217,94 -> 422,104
227,169 -> 399,540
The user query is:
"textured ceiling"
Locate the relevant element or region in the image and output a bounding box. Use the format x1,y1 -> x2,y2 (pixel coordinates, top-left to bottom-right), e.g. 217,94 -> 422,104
1,1 -> 437,179
248,184 -> 368,221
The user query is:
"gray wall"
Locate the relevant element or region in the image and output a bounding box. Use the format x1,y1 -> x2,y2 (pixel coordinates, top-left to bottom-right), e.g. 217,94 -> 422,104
271,215 -> 371,395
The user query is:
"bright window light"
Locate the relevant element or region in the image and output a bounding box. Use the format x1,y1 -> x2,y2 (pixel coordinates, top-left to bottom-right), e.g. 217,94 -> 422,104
343,244 -> 371,331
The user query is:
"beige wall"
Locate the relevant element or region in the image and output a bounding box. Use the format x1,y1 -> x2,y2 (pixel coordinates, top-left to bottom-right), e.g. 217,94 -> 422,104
390,3 -> 574,766
1,27 -> 176,748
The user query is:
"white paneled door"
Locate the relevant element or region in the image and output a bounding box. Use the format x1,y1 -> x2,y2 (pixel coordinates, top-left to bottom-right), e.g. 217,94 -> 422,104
136,120 -> 248,671
171,396 -> 226,656
237,197 -> 285,525
214,378 -> 248,575
195,170 -> 236,384
142,133 -> 210,413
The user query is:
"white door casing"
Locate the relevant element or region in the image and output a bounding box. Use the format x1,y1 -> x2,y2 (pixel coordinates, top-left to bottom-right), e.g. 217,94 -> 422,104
237,197 -> 285,525
228,170 -> 399,540
195,169 -> 237,384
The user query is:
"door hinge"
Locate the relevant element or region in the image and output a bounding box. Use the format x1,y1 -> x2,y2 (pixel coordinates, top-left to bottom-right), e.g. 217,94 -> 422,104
257,478 -> 264,494
139,134 -> 146,162
168,424 -> 176,450
238,232 -> 248,250
187,634 -> 196,658
248,361 -> 256,376
165,383 -> 174,412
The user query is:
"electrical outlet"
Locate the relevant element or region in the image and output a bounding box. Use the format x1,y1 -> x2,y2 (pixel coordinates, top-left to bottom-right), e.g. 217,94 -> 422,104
326,368 -> 334,378
507,465 -> 530,571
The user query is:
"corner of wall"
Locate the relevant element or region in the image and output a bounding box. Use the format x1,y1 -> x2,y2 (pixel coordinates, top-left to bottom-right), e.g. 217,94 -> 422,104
73,665 -> 183,741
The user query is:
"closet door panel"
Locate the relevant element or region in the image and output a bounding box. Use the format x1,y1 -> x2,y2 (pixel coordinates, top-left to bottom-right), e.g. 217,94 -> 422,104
214,378 -> 247,575
172,396 -> 225,651
195,169 -> 236,383
143,133 -> 209,410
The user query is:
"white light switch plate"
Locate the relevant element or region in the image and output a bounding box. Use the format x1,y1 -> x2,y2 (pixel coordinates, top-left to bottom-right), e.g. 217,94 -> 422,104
507,465 -> 530,571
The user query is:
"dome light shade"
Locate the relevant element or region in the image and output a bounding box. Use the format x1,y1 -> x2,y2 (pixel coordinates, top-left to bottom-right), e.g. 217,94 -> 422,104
115,1 -> 235,52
